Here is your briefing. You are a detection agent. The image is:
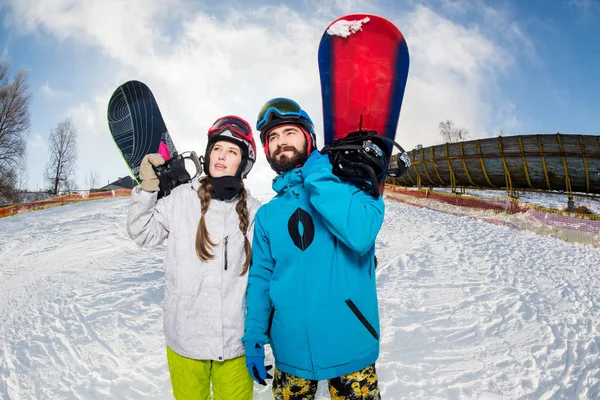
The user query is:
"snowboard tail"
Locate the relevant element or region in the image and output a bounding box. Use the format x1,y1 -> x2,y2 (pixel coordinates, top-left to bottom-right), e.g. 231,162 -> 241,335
318,14 -> 410,197
107,80 -> 177,183
318,14 -> 409,154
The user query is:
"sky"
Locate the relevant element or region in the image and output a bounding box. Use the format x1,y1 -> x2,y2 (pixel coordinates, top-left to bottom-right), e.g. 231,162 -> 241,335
1,194 -> 599,398
1,0 -> 600,195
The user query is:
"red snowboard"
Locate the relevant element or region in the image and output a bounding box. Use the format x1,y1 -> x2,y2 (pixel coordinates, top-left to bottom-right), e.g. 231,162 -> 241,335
318,14 -> 410,152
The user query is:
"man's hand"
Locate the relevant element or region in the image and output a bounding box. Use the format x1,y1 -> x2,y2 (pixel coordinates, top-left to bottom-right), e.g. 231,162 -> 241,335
245,356 -> 273,386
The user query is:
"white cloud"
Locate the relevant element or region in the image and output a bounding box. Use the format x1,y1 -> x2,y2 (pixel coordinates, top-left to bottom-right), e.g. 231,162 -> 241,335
26,133 -> 48,191
41,81 -> 67,98
440,0 -> 469,14
304,0 -> 381,18
2,42 -> 9,60
68,101 -> 101,137
5,0 -> 181,63
567,0 -> 598,26
5,0 -> 527,194
568,0 -> 594,12
395,5 -> 516,149
27,133 -> 46,150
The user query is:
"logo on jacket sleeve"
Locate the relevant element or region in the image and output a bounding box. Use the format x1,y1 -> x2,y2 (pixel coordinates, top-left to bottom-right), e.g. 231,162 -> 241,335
287,208 -> 315,251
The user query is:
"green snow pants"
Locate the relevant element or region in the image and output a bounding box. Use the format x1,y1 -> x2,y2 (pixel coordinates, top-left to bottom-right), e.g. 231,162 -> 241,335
166,346 -> 254,400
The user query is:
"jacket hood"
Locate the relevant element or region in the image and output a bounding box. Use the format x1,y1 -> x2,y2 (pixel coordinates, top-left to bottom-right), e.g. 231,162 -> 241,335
272,167 -> 304,195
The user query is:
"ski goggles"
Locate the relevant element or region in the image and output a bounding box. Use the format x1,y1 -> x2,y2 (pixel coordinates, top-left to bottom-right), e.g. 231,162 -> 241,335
256,98 -> 314,132
208,115 -> 256,157
208,116 -> 253,143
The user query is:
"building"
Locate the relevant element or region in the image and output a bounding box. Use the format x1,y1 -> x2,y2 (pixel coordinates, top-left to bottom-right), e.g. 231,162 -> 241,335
97,176 -> 137,191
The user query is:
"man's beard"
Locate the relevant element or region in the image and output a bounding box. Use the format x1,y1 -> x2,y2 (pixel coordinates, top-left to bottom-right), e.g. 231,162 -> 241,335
271,146 -> 308,172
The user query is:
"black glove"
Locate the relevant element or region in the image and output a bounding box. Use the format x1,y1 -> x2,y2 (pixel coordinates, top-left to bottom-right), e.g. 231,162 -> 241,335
322,130 -> 390,198
153,151 -> 202,199
322,130 -> 410,198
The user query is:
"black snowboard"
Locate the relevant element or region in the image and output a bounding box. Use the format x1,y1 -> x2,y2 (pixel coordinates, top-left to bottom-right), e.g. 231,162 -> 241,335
107,80 -> 177,183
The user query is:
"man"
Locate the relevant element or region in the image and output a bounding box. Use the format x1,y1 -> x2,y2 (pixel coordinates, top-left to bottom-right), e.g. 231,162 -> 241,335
243,98 -> 385,399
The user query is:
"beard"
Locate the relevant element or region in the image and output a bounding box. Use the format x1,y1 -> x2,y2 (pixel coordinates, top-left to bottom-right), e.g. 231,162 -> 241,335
271,145 -> 308,172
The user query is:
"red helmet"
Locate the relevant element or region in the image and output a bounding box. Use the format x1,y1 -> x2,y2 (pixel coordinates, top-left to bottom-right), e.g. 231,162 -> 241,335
205,116 -> 256,179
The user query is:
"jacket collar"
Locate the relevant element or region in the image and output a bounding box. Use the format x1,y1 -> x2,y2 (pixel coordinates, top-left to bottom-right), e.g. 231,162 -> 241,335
272,167 -> 304,195
191,178 -> 240,205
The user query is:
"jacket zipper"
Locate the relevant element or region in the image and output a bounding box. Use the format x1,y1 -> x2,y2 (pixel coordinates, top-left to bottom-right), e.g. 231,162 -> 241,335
306,328 -> 315,375
296,208 -> 305,250
217,205 -> 231,362
297,193 -> 315,376
224,235 -> 228,270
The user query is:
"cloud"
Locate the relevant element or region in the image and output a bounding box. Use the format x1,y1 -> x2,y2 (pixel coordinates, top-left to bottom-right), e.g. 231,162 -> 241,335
26,133 -> 48,190
567,0 -> 599,24
5,0 -> 180,62
41,81 -> 67,99
27,133 -> 46,150
568,0 -> 595,12
68,101 -> 100,136
396,4 -> 518,148
304,0 -> 381,18
1,41 -> 9,60
440,0 -> 470,14
4,0 -> 527,194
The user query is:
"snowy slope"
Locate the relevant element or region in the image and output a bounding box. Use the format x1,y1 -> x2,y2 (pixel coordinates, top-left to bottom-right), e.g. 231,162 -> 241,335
1,196 -> 599,399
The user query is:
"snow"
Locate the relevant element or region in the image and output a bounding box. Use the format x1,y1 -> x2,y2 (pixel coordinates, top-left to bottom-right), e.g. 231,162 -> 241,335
1,195 -> 599,399
326,17 -> 370,38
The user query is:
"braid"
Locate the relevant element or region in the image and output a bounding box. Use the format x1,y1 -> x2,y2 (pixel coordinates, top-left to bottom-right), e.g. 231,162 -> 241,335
195,177 -> 216,260
236,186 -> 252,275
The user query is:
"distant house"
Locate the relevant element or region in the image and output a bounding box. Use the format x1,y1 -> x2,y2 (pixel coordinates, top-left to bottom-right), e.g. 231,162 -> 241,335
97,176 -> 137,191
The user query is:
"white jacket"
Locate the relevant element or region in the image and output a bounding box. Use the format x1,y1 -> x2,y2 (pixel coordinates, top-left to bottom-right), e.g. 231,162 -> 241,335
127,180 -> 262,361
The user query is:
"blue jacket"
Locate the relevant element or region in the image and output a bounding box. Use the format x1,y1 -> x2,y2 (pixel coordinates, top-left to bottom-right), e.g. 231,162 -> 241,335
243,151 -> 385,380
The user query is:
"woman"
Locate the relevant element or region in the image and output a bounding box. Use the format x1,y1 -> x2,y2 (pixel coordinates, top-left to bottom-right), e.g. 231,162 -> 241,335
127,116 -> 262,400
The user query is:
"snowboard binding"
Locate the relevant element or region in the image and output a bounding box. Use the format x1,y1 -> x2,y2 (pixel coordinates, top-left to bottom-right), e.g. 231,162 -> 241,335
387,151 -> 411,180
321,130 -> 411,198
153,151 -> 202,199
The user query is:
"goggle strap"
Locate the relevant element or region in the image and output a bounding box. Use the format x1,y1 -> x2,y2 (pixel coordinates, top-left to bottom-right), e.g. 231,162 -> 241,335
210,124 -> 252,141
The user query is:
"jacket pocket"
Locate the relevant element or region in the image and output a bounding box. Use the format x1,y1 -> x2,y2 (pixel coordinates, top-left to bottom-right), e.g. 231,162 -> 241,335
345,299 -> 379,341
309,301 -> 379,370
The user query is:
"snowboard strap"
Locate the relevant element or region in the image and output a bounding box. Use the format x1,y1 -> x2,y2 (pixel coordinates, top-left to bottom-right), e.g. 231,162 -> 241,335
321,130 -> 411,198
154,151 -> 202,199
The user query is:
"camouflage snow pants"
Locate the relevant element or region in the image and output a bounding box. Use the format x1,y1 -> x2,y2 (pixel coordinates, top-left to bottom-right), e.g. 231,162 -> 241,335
272,363 -> 381,400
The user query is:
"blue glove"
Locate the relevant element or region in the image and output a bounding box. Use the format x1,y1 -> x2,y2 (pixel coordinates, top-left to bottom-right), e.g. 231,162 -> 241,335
301,150 -> 333,180
245,356 -> 273,386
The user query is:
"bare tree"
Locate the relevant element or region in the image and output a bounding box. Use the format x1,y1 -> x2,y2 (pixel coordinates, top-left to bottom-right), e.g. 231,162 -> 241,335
44,118 -> 78,194
439,120 -> 470,143
0,61 -> 32,202
0,169 -> 18,206
85,169 -> 100,191
63,178 -> 78,193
